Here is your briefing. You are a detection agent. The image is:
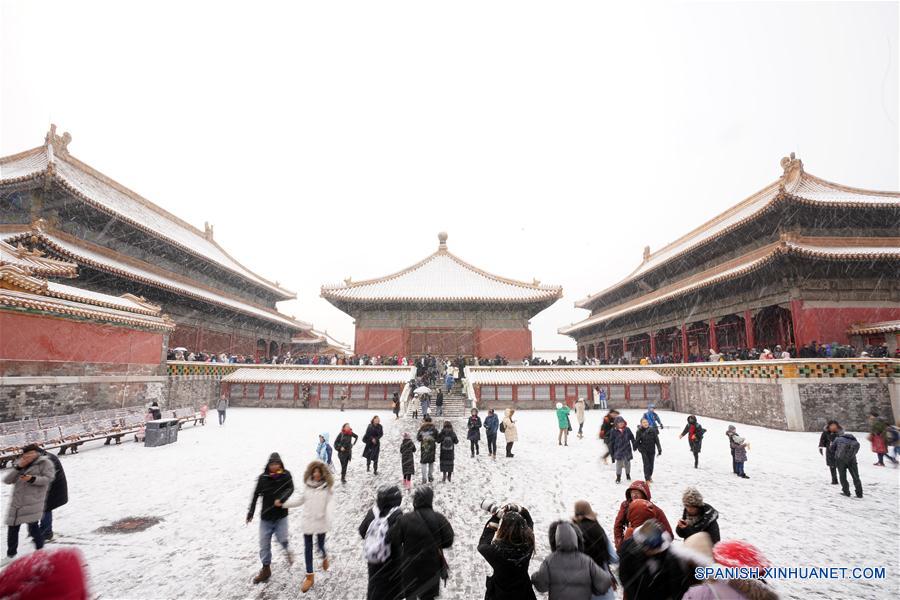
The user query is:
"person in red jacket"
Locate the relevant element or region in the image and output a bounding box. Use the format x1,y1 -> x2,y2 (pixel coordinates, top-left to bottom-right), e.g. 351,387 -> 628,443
612,480 -> 673,550
623,499 -> 672,543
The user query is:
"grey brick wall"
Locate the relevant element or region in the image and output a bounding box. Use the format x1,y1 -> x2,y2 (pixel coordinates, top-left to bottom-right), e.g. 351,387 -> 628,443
799,381 -> 893,431
672,378 -> 788,429
0,380 -> 165,422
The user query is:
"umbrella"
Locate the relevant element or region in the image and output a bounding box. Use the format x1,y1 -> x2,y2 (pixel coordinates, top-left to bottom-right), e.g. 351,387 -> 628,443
414,386 -> 432,396
172,347 -> 187,352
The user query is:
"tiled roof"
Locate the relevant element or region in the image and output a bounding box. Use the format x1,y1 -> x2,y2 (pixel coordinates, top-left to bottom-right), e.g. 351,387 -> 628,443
222,366 -> 417,385
575,155 -> 900,310
0,240 -> 77,278
0,287 -> 174,331
465,366 -> 670,385
0,128 -> 294,299
847,320 -> 900,335
3,229 -> 312,332
322,233 -> 562,305
560,238 -> 900,335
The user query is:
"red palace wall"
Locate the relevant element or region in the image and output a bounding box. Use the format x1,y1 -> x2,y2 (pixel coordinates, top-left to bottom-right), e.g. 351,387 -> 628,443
355,328 -> 405,357
0,312 -> 164,367
793,302 -> 900,345
476,329 -> 532,360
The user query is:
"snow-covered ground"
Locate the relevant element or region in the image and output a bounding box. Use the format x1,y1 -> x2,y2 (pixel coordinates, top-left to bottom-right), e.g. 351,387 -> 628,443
2,408 -> 897,599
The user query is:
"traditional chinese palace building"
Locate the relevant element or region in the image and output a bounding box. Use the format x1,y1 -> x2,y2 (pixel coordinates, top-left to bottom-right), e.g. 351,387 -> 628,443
322,233 -> 562,359
560,154 -> 900,361
0,126 -> 316,361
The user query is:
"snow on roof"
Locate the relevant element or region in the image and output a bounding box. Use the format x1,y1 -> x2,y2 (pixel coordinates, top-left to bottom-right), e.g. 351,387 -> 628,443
465,366 -> 670,385
560,238 -> 900,335
222,366 -> 417,385
4,229 -> 312,331
0,285 -> 174,331
0,239 -> 78,278
0,127 -> 295,299
575,155 -> 900,310
847,320 -> 900,336
321,232 -> 562,305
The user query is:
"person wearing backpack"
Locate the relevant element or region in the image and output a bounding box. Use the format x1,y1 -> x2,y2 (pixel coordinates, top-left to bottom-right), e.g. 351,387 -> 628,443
396,486 -> 454,599
484,409 -> 500,459
358,485 -> 404,600
501,408 -> 518,458
283,460 -> 334,593
830,429 -> 863,498
362,416 -> 384,475
530,520 -> 611,600
417,417 -> 439,484
467,409 -> 483,458
438,421 -> 459,483
334,423 -> 359,484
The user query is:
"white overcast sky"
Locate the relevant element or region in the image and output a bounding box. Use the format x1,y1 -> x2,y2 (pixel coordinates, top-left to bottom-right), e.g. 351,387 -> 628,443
2,1 -> 898,351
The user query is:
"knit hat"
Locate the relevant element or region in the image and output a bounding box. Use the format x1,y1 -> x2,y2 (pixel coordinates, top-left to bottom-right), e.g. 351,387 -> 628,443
555,402 -> 563,409
713,540 -> 771,570
573,500 -> 597,522
402,432 -> 410,439
682,486 -> 704,507
632,519 -> 670,553
0,548 -> 88,600
726,425 -> 736,433
683,531 -> 714,559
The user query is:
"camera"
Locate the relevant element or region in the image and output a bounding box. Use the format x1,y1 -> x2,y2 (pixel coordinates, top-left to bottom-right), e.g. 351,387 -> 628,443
480,499 -> 524,517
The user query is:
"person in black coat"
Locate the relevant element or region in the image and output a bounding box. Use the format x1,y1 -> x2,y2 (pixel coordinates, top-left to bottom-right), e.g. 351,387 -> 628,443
609,417 -> 635,484
572,500 -> 618,593
359,485 -> 404,600
675,487 -> 720,543
477,507 -> 537,600
618,520 -> 694,600
634,418 -> 662,482
396,486 -> 454,599
246,452 -> 295,584
148,401 -> 162,421
818,420 -> 841,485
467,409 -> 483,457
678,415 -> 705,468
435,390 -> 444,417
38,449 -> 67,542
362,416 -> 384,475
437,421 -> 459,483
334,423 -> 359,484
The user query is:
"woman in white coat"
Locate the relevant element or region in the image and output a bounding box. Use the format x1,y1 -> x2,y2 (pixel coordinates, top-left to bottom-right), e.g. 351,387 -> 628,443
284,460 -> 334,593
502,407 -> 519,458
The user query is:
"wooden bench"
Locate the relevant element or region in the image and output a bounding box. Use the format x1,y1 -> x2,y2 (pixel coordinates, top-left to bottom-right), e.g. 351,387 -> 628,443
171,407 -> 201,428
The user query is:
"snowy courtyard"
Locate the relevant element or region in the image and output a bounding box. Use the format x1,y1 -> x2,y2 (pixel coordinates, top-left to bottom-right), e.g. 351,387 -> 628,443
3,407 -> 898,599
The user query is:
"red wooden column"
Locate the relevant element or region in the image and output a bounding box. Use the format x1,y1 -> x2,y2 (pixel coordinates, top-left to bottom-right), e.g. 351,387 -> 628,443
743,310 -> 755,349
680,324 -> 688,361
789,299 -> 805,347
709,318 -> 718,353
622,337 -> 628,359
649,330 -> 657,358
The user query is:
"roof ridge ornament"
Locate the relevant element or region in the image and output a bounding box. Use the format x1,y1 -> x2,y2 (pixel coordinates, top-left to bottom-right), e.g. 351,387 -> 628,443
45,124 -> 72,157
779,152 -> 803,192
642,245 -> 651,262
438,231 -> 448,250
204,222 -> 214,241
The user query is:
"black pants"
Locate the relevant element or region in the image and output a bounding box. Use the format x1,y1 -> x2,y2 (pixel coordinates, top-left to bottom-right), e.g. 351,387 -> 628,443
486,434 -> 497,456
218,410 -> 226,425
505,442 -> 514,457
339,455 -> 350,480
470,440 -> 479,456
7,522 -> 42,557
366,458 -> 378,473
730,448 -> 737,474
640,450 -> 655,480
829,465 -> 838,483
692,450 -> 700,468
837,460 -> 863,496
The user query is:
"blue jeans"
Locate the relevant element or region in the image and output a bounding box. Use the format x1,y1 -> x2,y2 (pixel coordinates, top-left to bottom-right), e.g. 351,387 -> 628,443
258,517 -> 289,565
218,410 -> 226,425
304,533 -> 326,574
736,461 -> 746,476
39,511 -> 53,540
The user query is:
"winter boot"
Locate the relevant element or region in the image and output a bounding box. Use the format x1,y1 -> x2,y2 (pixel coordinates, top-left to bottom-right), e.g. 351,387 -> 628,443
253,565 -> 272,584
841,491 -> 851,497
284,548 -> 294,565
615,475 -> 621,484
322,556 -> 330,571
301,573 -> 314,593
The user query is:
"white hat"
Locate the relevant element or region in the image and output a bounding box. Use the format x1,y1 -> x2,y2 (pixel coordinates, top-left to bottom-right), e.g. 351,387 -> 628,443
555,402 -> 563,409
